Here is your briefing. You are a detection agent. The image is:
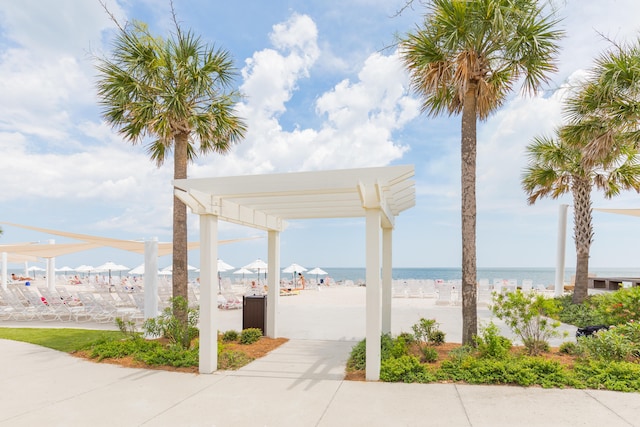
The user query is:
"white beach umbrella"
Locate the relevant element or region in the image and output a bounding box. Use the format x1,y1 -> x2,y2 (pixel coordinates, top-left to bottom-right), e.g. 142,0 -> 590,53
307,267 -> 328,282
161,264 -> 198,273
243,259 -> 268,281
129,264 -> 146,275
282,263 -> 307,274
27,266 -> 45,273
233,267 -> 255,279
95,261 -> 129,284
75,265 -> 94,275
283,263 -> 307,283
55,266 -> 75,274
217,259 -> 234,272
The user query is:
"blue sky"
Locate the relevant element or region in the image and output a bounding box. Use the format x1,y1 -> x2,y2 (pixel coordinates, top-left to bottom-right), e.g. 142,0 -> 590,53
2,0 -> 640,272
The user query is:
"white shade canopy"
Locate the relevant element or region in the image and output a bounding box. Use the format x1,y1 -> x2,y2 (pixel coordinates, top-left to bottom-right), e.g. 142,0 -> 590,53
283,263 -> 306,274
95,262 -> 129,272
233,268 -> 255,275
55,266 -> 75,273
307,267 -> 327,275
128,264 -> 146,275
217,259 -> 234,272
244,259 -> 268,271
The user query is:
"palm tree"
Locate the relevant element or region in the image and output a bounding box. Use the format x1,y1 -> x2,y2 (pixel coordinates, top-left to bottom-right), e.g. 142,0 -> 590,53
95,11 -> 246,327
400,0 -> 563,344
522,131 -> 640,304
563,39 -> 640,167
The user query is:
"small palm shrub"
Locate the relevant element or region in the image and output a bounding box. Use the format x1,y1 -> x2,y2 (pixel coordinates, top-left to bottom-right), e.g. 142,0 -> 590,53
412,318 -> 446,346
142,296 -> 199,349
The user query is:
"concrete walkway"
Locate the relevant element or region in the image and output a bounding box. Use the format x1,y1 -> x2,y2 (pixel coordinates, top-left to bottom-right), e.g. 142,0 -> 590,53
1,338 -> 639,427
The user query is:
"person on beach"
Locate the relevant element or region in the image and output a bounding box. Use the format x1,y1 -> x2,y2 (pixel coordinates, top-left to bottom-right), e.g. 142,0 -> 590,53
11,273 -> 33,281
298,272 -> 306,289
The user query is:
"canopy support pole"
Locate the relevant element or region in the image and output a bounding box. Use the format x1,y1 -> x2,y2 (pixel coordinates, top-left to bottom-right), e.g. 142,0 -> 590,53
555,204 -> 568,297
266,230 -> 280,338
365,208 -> 382,381
144,238 -> 159,321
381,227 -> 392,335
199,214 -> 218,374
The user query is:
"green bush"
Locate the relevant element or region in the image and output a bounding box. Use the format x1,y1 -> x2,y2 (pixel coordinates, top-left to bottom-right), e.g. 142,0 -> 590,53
474,322 -> 512,359
142,296 -> 200,349
491,290 -> 564,355
422,346 -> 439,363
239,328 -> 263,345
380,355 -> 427,382
222,330 -> 239,342
89,338 -> 160,361
412,318 -> 446,346
218,350 -> 253,370
574,360 -> 640,392
137,346 -> 199,368
590,286 -> 640,325
558,341 -> 582,356
577,326 -> 639,362
554,295 -> 604,327
347,339 -> 367,371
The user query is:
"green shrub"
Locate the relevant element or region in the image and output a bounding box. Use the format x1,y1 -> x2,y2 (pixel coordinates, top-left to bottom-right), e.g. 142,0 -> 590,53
558,341 -> 582,356
590,286 -> 640,325
577,326 -> 639,362
574,360 -> 640,392
491,290 -> 564,355
474,322 -> 512,359
142,296 -> 200,349
380,355 -> 426,382
89,338 -> 160,361
347,339 -> 367,371
422,346 -> 438,363
218,350 -> 253,370
137,346 -> 199,368
411,318 -> 446,346
222,330 -> 239,342
239,328 -> 263,345
554,295 -> 604,327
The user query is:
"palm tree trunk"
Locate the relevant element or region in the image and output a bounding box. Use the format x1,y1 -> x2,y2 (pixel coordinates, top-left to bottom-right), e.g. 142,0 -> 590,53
572,178 -> 593,304
461,82 -> 478,345
173,132 -> 189,327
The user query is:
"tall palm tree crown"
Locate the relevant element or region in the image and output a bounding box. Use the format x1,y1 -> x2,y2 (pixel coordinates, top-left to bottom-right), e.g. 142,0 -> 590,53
95,13 -> 246,325
522,131 -> 640,303
526,40 -> 640,304
400,0 -> 563,345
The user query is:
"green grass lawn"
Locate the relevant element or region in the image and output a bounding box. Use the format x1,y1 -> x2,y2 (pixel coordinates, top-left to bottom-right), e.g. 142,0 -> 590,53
0,328 -> 125,353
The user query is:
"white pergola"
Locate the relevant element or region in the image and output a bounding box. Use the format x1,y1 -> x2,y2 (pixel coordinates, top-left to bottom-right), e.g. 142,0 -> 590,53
174,164 -> 415,380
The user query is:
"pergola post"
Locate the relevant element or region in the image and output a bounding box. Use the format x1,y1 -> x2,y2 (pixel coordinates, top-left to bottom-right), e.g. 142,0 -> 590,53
266,230 -> 280,338
47,239 -> 55,291
1,252 -> 7,291
143,238 -> 159,321
365,208 -> 382,381
381,226 -> 392,335
555,204 -> 568,297
199,214 -> 218,374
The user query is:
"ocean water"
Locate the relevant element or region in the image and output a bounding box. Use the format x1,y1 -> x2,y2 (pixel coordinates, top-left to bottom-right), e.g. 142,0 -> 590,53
276,267 -> 640,286
8,266 -> 640,287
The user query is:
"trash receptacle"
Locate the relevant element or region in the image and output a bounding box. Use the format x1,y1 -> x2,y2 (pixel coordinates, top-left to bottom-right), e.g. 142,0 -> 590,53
242,295 -> 267,335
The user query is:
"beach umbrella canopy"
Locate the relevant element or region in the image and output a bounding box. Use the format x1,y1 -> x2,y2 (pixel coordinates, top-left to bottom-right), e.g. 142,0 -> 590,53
161,264 -> 198,273
129,264 -> 146,275
307,267 -> 328,283
27,266 -> 45,273
243,259 -> 268,280
233,267 -> 254,277
307,267 -> 327,276
282,263 -> 307,274
55,266 -> 75,274
95,261 -> 129,284
75,265 -> 94,274
217,259 -> 234,272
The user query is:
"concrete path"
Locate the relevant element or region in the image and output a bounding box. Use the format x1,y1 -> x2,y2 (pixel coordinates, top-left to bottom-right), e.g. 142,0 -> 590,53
1,338 -> 639,427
